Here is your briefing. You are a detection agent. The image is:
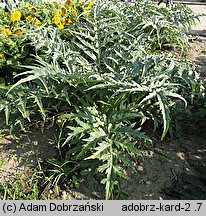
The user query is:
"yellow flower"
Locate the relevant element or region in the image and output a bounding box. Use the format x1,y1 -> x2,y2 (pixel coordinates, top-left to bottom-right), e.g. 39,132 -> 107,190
87,0 -> 93,9
61,7 -> 67,17
58,23 -> 64,30
0,53 -> 5,59
65,0 -> 72,7
52,11 -> 61,25
26,15 -> 33,21
31,7 -> 37,13
68,17 -> 74,24
34,17 -> 40,25
84,0 -> 93,13
62,16 -> 66,25
65,0 -> 72,14
4,27 -> 12,35
68,5 -> 72,14
11,10 -> 21,21
13,28 -> 22,36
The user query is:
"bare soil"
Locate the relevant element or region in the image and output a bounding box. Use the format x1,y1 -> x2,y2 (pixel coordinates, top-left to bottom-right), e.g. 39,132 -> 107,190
0,2 -> 206,200
188,4 -> 206,36
0,127 -> 56,185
